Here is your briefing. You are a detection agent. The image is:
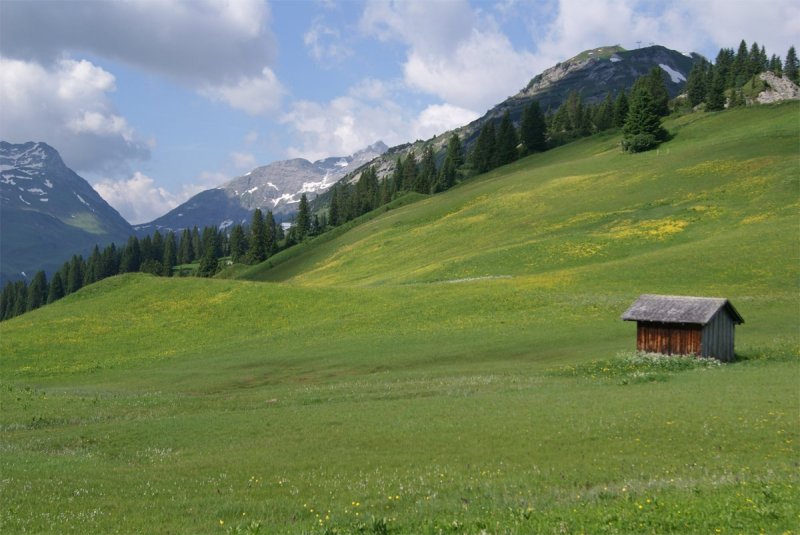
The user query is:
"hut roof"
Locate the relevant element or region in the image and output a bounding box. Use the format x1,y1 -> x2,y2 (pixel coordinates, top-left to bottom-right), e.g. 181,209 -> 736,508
620,294 -> 744,325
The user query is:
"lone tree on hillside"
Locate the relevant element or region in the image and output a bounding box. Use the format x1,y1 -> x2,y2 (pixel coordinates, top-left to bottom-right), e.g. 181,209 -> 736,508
622,87 -> 667,153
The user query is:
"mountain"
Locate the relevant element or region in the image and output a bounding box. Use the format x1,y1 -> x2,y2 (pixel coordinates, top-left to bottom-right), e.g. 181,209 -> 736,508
0,141 -> 135,284
137,141 -> 388,234
324,45 -> 702,186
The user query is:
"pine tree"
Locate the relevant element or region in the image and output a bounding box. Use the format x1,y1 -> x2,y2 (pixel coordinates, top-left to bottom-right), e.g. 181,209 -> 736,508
519,101 -> 547,152
622,87 -> 667,152
178,229 -> 193,265
748,42 -> 764,78
84,245 -> 101,285
593,93 -> 614,132
705,66 -> 727,111
445,133 -> 464,168
613,91 -> 629,127
686,60 -> 708,107
11,281 -> 27,318
296,193 -> 311,239
47,272 -> 65,304
731,39 -> 749,87
191,227 -> 202,261
403,151 -> 417,191
494,109 -> 519,167
197,241 -> 219,277
26,271 -> 48,312
437,155 -> 456,192
715,47 -> 735,89
785,46 -> 799,83
417,146 -> 436,194
328,184 -> 340,227
0,282 -> 13,321
229,224 -> 247,263
471,120 -> 496,173
551,103 -> 572,133
67,255 -> 84,294
391,158 -> 403,196
121,236 -> 141,273
247,209 -> 267,264
163,231 -> 177,276
769,54 -> 783,75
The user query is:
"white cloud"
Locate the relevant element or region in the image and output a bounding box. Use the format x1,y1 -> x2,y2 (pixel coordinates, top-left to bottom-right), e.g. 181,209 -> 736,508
360,1 -> 535,111
0,0 -> 276,88
230,151 -> 257,169
304,17 -> 353,66
281,93 -> 477,162
0,57 -> 149,173
412,104 -> 479,140
403,28 -> 536,111
93,172 -> 180,224
93,170 -> 230,224
200,67 -> 287,116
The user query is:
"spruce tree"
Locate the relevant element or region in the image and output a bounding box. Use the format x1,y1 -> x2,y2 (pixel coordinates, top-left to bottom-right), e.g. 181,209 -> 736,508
494,109 -> 519,167
163,231 -> 177,276
686,60 -> 708,107
445,133 -> 464,168
84,245 -> 101,285
731,39 -> 749,87
403,151 -> 417,191
191,227 -> 202,261
705,66 -> 727,111
11,281 -> 27,318
247,209 -> 267,264
391,158 -> 403,196
229,224 -> 247,263
121,236 -> 141,273
613,91 -> 629,127
769,54 -> 783,75
0,282 -> 13,321
594,93 -> 614,132
178,229 -> 193,265
417,146 -> 436,194
297,193 -> 311,239
437,156 -> 456,192
47,272 -> 65,304
551,104 -> 572,133
748,42 -> 764,78
265,210 -> 278,256
471,120 -> 496,173
785,45 -> 799,83
197,242 -> 219,277
67,255 -> 84,294
26,271 -> 48,312
328,184 -> 340,226
646,67 -> 670,116
622,87 -> 667,152
520,101 -> 547,152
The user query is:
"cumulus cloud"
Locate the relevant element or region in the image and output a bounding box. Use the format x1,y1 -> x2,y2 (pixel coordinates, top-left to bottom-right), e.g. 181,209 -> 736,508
0,0 -> 276,88
199,67 -> 287,116
304,17 -> 353,66
93,170 -> 230,224
230,151 -> 257,169
93,172 -> 181,224
360,0 -> 535,112
0,57 -> 149,173
536,0 -> 800,67
281,94 -> 477,162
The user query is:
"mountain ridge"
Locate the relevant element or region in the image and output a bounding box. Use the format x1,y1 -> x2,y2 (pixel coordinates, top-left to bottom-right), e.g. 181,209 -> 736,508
0,141 -> 135,284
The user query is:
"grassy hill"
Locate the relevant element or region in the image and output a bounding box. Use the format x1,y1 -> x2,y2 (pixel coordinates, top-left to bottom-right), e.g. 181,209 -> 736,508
1,103 -> 798,534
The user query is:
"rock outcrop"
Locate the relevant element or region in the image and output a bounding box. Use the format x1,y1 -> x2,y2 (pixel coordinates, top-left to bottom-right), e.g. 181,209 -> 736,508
757,72 -> 800,104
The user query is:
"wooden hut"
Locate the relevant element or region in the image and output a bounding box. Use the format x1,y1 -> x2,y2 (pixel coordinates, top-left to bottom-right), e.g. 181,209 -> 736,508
621,294 -> 744,361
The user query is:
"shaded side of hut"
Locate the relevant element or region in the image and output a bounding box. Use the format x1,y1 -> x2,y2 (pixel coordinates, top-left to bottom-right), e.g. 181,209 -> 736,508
621,295 -> 744,361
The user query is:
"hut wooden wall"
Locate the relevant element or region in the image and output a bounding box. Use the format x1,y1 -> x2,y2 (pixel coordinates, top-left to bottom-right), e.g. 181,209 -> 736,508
637,321 -> 702,355
701,309 -> 736,361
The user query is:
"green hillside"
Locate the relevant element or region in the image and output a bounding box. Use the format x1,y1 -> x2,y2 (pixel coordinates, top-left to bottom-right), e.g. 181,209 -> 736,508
1,103 -> 798,534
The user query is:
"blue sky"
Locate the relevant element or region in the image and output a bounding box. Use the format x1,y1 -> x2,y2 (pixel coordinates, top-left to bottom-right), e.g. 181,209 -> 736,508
1,0 -> 798,223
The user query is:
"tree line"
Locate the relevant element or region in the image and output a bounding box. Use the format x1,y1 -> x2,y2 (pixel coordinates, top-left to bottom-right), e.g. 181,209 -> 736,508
685,41 -> 799,112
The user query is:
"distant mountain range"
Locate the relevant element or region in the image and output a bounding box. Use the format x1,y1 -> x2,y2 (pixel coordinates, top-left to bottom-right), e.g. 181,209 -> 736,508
0,141 -> 135,285
136,141 -> 388,234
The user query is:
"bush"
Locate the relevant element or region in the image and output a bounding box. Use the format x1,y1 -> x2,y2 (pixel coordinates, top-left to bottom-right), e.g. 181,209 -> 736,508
621,133 -> 658,153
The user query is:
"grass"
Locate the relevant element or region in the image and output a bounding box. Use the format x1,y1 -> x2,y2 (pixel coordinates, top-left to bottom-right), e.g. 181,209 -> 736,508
1,103 -> 798,534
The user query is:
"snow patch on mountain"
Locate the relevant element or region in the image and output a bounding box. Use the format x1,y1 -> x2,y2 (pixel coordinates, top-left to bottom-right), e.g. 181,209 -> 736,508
659,64 -> 686,83
44,179 -> 53,188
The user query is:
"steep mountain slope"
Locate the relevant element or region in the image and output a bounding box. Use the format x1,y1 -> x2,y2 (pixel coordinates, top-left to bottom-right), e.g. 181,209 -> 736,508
324,45 -> 701,185
0,141 -> 135,284
138,141 -> 388,233
236,102 -> 798,294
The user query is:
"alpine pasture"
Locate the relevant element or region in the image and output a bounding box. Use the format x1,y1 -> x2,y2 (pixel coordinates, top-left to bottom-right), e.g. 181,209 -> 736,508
1,103 -> 798,534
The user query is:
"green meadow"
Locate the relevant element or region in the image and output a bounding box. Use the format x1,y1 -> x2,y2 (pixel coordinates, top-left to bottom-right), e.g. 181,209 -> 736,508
1,103 -> 798,534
